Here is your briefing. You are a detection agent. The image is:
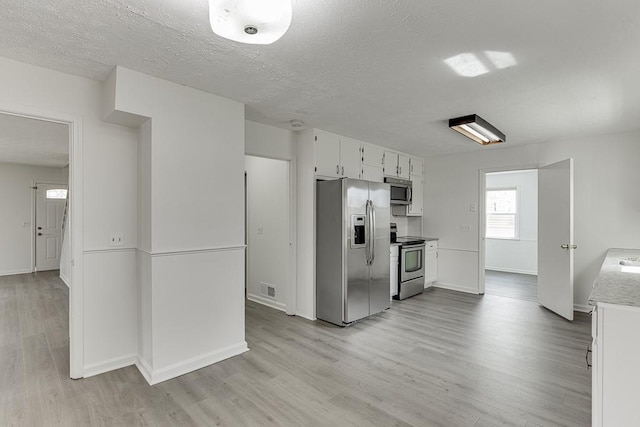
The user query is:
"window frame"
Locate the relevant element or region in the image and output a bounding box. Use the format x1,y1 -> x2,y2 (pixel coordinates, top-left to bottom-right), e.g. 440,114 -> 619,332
485,186 -> 520,240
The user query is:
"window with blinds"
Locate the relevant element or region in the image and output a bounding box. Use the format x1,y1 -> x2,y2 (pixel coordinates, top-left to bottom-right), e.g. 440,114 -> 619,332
486,188 -> 518,239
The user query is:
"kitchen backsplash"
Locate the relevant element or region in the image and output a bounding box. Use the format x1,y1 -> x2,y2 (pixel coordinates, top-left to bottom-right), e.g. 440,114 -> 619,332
392,215 -> 422,236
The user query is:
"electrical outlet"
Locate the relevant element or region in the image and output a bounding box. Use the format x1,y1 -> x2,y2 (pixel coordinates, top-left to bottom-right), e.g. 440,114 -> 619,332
460,224 -> 471,232
22,221 -> 30,227
108,232 -> 124,247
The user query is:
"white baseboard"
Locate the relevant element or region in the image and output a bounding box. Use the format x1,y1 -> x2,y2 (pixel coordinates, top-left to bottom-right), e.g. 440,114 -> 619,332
59,271 -> 70,288
247,293 -> 286,312
574,304 -> 592,313
137,341 -> 249,385
0,269 -> 32,277
485,267 -> 538,276
295,313 -> 316,321
432,281 -> 480,295
83,354 -> 137,378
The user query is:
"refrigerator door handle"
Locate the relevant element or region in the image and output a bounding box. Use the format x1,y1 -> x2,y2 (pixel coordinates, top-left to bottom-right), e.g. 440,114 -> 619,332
365,200 -> 372,265
370,202 -> 376,265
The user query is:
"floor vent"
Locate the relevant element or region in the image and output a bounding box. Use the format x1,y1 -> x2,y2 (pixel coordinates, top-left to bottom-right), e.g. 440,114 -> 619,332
260,282 -> 277,299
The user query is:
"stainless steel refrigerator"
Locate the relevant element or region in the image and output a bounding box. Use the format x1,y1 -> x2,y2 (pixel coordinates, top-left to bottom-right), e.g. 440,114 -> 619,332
316,178 -> 390,326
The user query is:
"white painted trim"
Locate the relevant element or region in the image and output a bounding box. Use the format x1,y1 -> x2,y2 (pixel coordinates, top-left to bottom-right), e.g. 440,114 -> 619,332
83,354 -> 137,378
596,302 -> 640,313
83,247 -> 137,254
438,247 -> 480,253
135,358 -> 153,385
0,269 -> 33,277
433,281 -> 481,295
0,104 -> 84,380
247,293 -> 287,312
296,313 -> 316,321
139,342 -> 249,385
137,245 -> 246,257
573,304 -> 592,313
59,271 -> 70,288
486,267 -> 538,276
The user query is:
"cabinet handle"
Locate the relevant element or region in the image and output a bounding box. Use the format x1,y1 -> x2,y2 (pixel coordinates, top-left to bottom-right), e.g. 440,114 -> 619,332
341,166 -> 344,176
336,165 -> 339,175
585,346 -> 592,370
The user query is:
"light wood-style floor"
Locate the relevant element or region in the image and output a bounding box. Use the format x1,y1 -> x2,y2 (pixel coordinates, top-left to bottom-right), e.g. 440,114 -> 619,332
485,270 -> 538,303
1,272 -> 591,426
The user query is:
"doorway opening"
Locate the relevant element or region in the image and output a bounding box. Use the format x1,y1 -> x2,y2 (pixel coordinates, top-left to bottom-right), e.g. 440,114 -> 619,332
0,111 -> 76,381
481,168 -> 538,303
244,155 -> 295,315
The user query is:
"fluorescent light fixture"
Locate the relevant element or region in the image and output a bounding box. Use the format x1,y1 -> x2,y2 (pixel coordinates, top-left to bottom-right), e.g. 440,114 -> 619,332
209,0 -> 292,45
449,114 -> 506,145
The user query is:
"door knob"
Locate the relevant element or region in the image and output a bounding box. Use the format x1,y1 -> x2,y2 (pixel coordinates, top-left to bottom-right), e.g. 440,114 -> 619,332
38,233 -> 43,236
561,244 -> 577,250
37,227 -> 42,230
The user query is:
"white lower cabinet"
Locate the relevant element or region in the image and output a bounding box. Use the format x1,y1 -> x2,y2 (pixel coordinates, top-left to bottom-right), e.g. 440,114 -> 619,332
424,240 -> 437,287
591,303 -> 640,426
390,245 -> 399,297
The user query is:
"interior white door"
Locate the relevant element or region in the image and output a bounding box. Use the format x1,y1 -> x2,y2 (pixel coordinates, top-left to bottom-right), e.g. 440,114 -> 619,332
35,183 -> 67,271
538,159 -> 574,320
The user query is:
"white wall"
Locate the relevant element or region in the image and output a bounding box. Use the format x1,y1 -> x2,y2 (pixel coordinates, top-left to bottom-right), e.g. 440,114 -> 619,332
245,120 -> 296,160
104,66 -> 247,384
424,131 -> 640,307
0,56 -> 139,375
0,162 -> 67,275
245,156 -> 290,311
244,120 -> 298,316
485,170 -> 538,275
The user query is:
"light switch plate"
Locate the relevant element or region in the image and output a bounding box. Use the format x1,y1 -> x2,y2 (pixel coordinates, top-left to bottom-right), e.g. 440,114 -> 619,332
470,203 -> 477,212
257,226 -> 264,235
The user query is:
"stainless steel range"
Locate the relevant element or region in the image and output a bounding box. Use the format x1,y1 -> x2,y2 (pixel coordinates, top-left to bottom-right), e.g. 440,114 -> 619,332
390,224 -> 426,300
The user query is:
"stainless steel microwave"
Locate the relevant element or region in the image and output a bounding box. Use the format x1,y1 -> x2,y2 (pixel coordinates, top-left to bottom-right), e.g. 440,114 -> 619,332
384,177 -> 412,205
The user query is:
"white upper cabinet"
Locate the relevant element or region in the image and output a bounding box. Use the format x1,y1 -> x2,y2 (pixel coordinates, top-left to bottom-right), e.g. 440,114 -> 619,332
314,131 -> 362,179
340,137 -> 363,179
361,164 -> 385,183
409,157 -> 424,177
407,174 -> 423,216
361,143 -> 384,183
362,144 -> 385,168
398,154 -> 410,179
384,151 -> 410,179
383,151 -> 398,177
315,130 -> 341,177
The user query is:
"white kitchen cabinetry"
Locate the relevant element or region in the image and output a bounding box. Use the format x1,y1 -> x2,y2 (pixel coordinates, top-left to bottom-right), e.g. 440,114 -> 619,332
314,130 -> 341,178
361,143 -> 385,183
409,156 -> 423,177
407,174 -> 423,216
339,137 -> 362,179
424,240 -> 437,287
591,303 -> 640,426
390,245 -> 399,297
314,131 -> 361,179
383,151 -> 410,179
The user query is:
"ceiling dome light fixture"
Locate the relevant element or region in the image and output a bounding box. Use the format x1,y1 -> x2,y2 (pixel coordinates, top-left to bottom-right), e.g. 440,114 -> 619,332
209,0 -> 292,45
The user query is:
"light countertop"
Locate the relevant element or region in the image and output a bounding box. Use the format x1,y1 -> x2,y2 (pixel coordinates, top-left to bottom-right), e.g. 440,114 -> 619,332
589,248 -> 640,307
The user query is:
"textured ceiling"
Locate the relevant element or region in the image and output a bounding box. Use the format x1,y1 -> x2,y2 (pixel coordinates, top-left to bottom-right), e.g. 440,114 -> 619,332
1,0 -> 639,157
0,114 -> 69,167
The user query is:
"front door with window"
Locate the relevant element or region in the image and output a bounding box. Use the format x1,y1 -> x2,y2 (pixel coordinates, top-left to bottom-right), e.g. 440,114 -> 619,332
35,183 -> 67,271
